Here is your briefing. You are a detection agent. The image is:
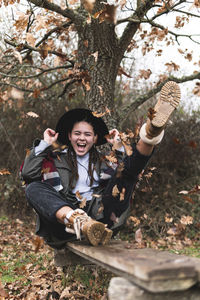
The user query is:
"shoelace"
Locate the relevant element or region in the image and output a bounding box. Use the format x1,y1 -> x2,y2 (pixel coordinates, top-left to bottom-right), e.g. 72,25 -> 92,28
65,213 -> 91,240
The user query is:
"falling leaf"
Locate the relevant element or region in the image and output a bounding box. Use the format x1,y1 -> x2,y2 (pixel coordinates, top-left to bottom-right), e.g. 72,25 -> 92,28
128,216 -> 140,227
97,203 -> 104,215
33,236 -> 44,253
188,140 -> 197,148
26,111 -> 39,118
13,50 -> 22,64
165,62 -> 180,72
76,191 -> 83,200
180,215 -> 193,225
122,141 -> 133,156
135,228 -> 142,243
82,78 -> 91,91
120,187 -> 125,201
138,69 -> 152,80
33,89 -> 41,98
179,190 -> 189,195
112,185 -> 119,197
182,195 -> 195,204
105,151 -> 118,163
110,212 -> 119,223
84,40 -> 89,48
165,214 -> 173,223
91,51 -> 98,62
26,32 -> 36,47
92,193 -> 101,198
0,281 -> 8,298
118,66 -> 132,78
10,87 -> 24,100
116,162 -> 124,178
94,3 -> 118,24
81,0 -> 96,13
147,107 -> 156,121
25,148 -> 31,157
79,198 -> 87,208
97,85 -> 104,96
0,168 -> 10,175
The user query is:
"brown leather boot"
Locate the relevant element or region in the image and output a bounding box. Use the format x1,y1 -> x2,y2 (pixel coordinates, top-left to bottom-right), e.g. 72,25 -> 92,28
146,81 -> 181,139
65,209 -> 112,246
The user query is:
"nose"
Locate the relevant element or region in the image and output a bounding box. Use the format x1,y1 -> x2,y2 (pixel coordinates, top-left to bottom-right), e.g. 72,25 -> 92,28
79,134 -> 85,140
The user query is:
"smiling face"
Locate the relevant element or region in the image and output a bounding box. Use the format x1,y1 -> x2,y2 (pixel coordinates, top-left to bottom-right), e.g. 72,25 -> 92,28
68,121 -> 97,156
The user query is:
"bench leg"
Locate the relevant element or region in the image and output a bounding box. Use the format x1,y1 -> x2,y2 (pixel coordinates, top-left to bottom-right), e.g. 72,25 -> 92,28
108,277 -> 200,300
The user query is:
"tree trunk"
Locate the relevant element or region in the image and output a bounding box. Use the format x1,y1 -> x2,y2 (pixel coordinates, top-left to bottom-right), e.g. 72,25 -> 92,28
76,13 -> 121,128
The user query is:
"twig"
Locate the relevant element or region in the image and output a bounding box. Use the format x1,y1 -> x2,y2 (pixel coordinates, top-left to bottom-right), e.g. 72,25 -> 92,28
0,120 -> 21,162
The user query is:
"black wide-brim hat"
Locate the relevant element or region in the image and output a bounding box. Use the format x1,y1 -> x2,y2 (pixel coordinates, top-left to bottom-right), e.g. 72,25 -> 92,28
56,108 -> 109,146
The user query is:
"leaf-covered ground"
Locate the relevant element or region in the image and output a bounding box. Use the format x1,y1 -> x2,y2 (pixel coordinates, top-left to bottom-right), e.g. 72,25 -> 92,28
0,217 -> 112,299
1,216 -> 200,299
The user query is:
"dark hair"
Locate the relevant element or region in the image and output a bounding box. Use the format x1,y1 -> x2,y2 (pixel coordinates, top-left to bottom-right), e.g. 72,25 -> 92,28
56,108 -> 109,146
66,144 -> 100,189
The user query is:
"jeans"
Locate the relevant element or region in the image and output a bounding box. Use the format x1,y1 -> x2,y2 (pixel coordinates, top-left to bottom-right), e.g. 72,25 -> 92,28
25,145 -> 152,248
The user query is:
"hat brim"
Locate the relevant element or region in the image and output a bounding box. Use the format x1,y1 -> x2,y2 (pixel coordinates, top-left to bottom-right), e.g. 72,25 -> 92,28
55,108 -> 109,146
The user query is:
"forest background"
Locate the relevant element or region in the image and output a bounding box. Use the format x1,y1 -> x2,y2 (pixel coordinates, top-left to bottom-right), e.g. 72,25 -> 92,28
0,0 -> 200,267
1,0 -> 200,298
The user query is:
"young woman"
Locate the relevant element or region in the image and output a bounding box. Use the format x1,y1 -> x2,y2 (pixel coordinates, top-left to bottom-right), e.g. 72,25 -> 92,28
21,81 -> 181,248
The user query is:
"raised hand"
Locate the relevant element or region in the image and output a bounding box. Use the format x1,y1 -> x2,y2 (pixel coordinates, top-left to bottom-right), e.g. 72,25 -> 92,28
106,129 -> 123,150
43,128 -> 59,145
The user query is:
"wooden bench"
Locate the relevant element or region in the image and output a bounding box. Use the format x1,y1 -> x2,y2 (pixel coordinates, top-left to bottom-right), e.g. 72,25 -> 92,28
54,240 -> 200,299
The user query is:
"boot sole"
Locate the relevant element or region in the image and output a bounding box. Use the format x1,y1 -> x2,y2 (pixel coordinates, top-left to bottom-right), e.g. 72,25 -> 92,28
100,228 -> 113,245
86,222 -> 106,246
152,81 -> 181,128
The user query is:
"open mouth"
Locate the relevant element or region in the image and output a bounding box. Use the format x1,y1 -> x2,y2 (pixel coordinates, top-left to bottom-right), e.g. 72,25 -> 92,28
77,143 -> 86,151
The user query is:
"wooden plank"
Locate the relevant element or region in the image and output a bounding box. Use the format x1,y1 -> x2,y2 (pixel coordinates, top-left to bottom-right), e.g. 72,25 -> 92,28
66,240 -> 200,293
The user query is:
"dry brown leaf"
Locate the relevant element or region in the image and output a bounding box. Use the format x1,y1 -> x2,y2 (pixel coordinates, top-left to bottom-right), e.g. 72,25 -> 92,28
25,148 -> 31,157
116,162 -> 124,178
26,111 -> 39,118
79,198 -> 87,208
94,3 -> 117,24
76,190 -> 83,200
118,66 -> 132,78
0,168 -> 11,175
26,32 -> 36,47
147,107 -> 156,121
97,85 -> 104,96
138,69 -> 152,80
92,193 -> 101,198
112,185 -> 119,197
128,216 -> 140,227
105,151 -> 118,163
91,51 -> 98,62
135,228 -> 142,243
120,187 -> 125,201
81,0 -> 96,13
10,87 -> 24,100
122,141 -> 133,156
33,236 -> 44,253
165,214 -> 173,223
180,215 -> 193,225
97,203 -> 104,215
165,62 -> 180,72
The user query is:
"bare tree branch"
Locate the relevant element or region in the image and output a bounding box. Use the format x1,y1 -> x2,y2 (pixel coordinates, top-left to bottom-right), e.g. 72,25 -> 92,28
0,65 -> 73,79
118,0 -> 155,59
4,39 -> 69,58
27,0 -> 80,22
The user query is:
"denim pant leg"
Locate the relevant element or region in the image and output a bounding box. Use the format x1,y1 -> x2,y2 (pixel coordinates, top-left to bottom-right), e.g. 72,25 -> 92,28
25,181 -> 77,243
100,144 -> 152,229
